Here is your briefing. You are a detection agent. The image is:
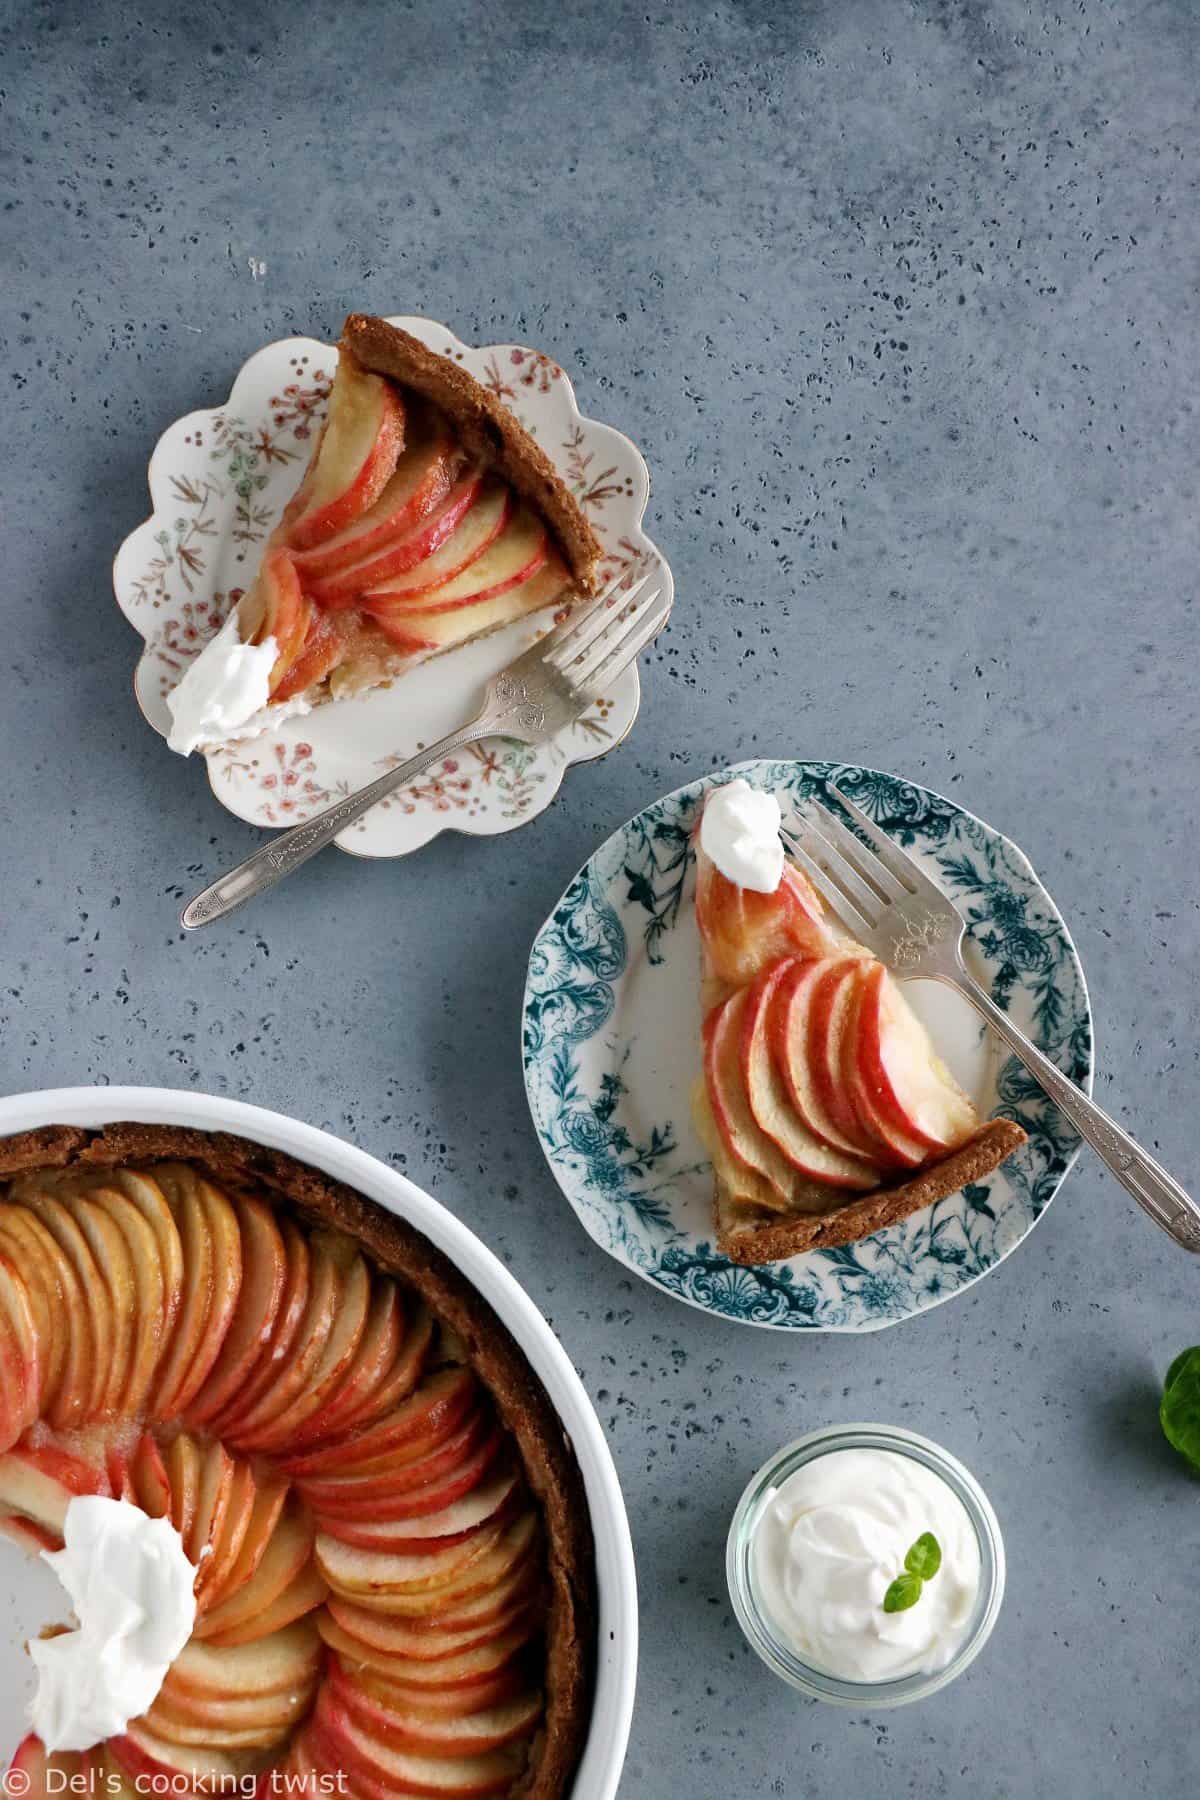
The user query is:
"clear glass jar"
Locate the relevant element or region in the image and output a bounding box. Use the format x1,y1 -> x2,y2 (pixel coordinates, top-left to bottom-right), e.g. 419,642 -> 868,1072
726,1422 -> 1006,1707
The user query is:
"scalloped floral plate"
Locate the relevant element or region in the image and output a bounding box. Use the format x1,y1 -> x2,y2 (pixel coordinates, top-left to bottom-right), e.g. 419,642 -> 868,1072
112,317 -> 671,857
522,761 -> 1094,1332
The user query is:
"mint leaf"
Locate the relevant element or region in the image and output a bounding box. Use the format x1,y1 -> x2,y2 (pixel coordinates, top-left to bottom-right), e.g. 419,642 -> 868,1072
882,1573 -> 923,1613
1161,1345 -> 1200,1473
905,1532 -> 942,1580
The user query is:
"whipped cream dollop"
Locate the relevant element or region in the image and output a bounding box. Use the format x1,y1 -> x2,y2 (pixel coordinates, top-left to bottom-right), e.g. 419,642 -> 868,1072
30,1495 -> 197,1752
165,612 -> 285,755
700,778 -> 784,893
752,1447 -> 981,1683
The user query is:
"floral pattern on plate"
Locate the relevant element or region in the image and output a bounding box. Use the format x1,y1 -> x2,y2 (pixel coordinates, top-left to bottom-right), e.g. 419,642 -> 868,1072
522,761 -> 1093,1332
112,318 -> 671,858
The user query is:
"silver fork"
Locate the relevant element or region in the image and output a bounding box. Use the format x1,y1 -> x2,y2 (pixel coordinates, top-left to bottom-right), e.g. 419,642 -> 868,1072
781,786 -> 1200,1253
181,570 -> 669,930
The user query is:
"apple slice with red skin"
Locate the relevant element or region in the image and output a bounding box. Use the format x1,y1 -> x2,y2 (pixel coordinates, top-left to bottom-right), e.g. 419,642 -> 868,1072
270,611 -> 343,703
366,503 -> 547,622
740,964 -> 881,1190
0,1514 -> 61,1553
322,1532 -> 539,1649
323,1590 -> 538,1664
151,1168 -> 243,1422
220,1243 -> 343,1451
334,1655 -> 530,1719
847,960 -> 979,1153
17,1190 -> 111,1421
319,1464 -> 519,1552
327,1513 -> 539,1620
314,1300 -> 438,1449
280,1361 -> 475,1479
203,1555 -> 328,1649
164,1622 -> 321,1708
315,1514 -> 507,1601
302,1412 -> 497,1521
282,1277 -> 405,1453
309,1691 -> 526,1800
196,1483 -> 295,1627
704,990 -> 797,1206
286,354 -> 405,551
810,959 -> 924,1166
207,1219 -> 311,1440
85,1186 -> 167,1417
0,1256 -> 39,1452
0,1210 -> 70,1420
292,412 -> 458,579
196,1501 -> 323,1644
195,1459 -> 257,1606
238,551 -> 313,697
695,845 -> 851,992
307,470 -> 496,608
327,1658 -> 542,1756
188,1437 -> 236,1569
163,1430 -> 202,1548
187,1194 -> 287,1426
769,958 -> 889,1161
129,1429 -> 171,1519
7,1735 -> 84,1800
237,1252 -> 371,1452
109,1722 -> 267,1795
367,550 -> 569,654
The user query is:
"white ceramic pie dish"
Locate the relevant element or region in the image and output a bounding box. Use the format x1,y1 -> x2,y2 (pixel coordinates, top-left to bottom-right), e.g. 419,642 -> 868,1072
0,1086 -> 637,1800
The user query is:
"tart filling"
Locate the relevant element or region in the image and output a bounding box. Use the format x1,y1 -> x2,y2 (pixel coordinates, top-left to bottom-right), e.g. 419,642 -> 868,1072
0,1124 -> 594,1800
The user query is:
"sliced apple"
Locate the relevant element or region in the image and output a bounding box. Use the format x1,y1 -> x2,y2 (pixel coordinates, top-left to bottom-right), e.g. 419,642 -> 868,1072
286,354 -> 405,551
366,501 -> 547,618
15,1190 -> 109,1420
109,1722 -> 268,1795
0,1209 -> 70,1417
0,1438 -> 107,1535
203,1555 -> 328,1649
187,1437 -> 236,1569
194,1458 -> 257,1607
320,1465 -> 518,1552
282,1275 -> 405,1452
302,1412 -> 495,1520
282,1359 -> 472,1479
236,1250 -> 371,1452
328,1658 -> 542,1755
315,1511 -> 507,1601
310,1299 -> 437,1448
321,1513 -> 537,1620
740,962 -> 880,1189
769,957 -> 884,1160
199,1472 -> 288,1616
848,960 -> 979,1154
164,1621 -> 321,1701
208,1219 -> 312,1439
151,1167 -> 243,1422
308,469 -> 494,607
695,845 -> 854,992
270,610 -> 344,703
83,1167 -> 184,1339
704,990 -> 798,1207
291,412 -> 459,579
194,1497 -> 316,1642
309,1691 -> 526,1800
186,1194 -> 287,1427
221,1240 -> 343,1451
84,1185 -> 169,1415
0,1254 -> 39,1451
7,1735 -> 84,1800
130,1430 -> 172,1519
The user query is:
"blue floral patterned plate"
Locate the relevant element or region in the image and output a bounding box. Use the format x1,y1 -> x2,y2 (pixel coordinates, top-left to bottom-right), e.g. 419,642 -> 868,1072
522,761 -> 1093,1332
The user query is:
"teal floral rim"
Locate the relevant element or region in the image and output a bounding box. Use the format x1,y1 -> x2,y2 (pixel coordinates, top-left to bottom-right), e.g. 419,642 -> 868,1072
522,761 -> 1093,1332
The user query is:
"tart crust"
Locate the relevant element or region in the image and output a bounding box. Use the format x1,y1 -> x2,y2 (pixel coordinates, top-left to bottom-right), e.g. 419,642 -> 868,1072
340,314 -> 604,594
0,1122 -> 595,1800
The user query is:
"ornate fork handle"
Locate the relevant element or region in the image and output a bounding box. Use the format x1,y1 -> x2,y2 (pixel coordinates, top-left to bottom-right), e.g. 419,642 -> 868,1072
948,969 -> 1200,1254
181,715 -> 497,930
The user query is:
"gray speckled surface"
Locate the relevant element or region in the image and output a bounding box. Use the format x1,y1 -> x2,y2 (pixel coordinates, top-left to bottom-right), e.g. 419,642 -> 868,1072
3,0 -> 1199,1793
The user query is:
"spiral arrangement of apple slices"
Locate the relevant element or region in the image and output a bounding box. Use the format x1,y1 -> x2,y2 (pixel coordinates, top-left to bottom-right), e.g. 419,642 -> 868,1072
0,1163 -> 548,1799
694,845 -> 981,1213
237,350 -> 573,709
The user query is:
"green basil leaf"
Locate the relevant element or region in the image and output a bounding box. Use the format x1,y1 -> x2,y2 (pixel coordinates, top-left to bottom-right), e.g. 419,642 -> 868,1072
905,1532 -> 942,1580
1161,1345 -> 1200,1474
882,1572 -> 923,1613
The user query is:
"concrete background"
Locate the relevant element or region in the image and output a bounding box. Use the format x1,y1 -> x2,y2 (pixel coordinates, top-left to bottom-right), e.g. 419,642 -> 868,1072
3,1 -> 1198,1794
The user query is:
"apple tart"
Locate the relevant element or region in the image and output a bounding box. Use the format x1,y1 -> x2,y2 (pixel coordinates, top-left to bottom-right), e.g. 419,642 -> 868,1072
692,820 -> 1026,1263
0,1123 -> 594,1800
168,315 -> 604,751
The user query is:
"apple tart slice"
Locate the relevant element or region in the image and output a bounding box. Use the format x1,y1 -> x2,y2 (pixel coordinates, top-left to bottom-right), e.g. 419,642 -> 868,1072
692,809 -> 1026,1263
167,315 -> 603,754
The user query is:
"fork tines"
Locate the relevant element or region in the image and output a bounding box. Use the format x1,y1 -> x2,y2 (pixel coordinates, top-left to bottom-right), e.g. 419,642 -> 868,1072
779,786 -> 926,940
541,568 -> 669,699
